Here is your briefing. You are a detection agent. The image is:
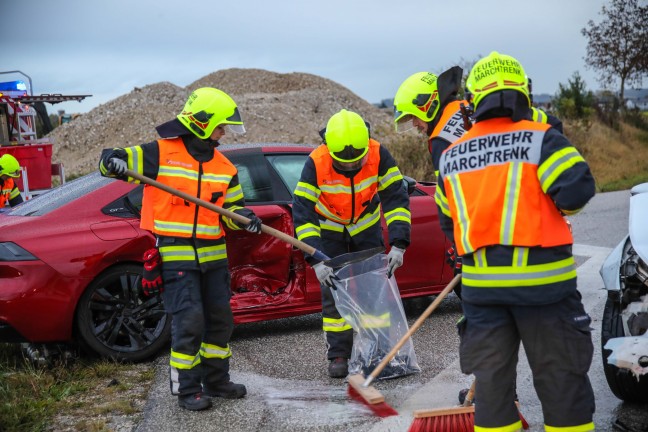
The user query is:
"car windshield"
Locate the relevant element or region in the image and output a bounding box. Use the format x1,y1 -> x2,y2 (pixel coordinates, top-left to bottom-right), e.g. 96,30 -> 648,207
266,154 -> 309,197
7,172 -> 113,217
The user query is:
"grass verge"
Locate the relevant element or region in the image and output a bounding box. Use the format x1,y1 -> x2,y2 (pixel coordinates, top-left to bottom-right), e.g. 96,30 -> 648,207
0,343 -> 155,432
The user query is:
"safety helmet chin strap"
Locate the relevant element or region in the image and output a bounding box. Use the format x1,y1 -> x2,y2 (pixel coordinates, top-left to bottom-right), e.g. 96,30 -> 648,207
423,66 -> 463,136
205,137 -> 220,147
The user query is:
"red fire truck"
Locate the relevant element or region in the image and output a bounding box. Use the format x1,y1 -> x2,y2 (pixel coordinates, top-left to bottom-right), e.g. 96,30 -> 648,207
0,70 -> 91,199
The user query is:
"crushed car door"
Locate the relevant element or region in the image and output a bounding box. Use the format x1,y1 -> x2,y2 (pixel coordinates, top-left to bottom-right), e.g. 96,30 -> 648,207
225,151 -> 294,309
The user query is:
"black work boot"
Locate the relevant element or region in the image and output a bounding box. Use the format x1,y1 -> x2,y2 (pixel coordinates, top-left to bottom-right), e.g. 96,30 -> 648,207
178,392 -> 212,411
204,381 -> 247,399
328,357 -> 348,378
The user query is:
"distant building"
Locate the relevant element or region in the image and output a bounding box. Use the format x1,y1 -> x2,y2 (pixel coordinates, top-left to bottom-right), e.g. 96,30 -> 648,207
625,89 -> 648,110
373,98 -> 394,109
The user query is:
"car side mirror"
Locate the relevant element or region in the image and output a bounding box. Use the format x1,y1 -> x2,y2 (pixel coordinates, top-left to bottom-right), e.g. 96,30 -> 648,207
403,176 -> 417,195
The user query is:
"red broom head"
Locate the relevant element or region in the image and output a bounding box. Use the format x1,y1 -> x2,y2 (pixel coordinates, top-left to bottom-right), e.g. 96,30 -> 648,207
347,385 -> 398,418
407,412 -> 474,432
519,410 -> 530,430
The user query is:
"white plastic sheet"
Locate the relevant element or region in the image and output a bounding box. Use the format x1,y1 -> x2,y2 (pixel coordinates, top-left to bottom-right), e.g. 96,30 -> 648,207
330,249 -> 420,380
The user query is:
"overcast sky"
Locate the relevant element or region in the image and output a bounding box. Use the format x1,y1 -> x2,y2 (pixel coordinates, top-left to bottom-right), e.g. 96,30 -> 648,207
3,0 -> 611,115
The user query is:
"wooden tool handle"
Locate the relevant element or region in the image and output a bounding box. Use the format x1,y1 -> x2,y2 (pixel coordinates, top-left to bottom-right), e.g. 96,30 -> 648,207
463,378 -> 476,407
124,169 -> 329,260
364,274 -> 462,385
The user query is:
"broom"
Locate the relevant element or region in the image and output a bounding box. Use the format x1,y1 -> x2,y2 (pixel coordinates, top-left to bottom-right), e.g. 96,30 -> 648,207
123,169 -> 330,261
407,379 -> 530,431
407,379 -> 476,432
347,274 -> 462,417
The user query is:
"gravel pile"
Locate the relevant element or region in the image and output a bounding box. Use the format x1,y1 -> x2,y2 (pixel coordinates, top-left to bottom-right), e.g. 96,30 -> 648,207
49,68 -> 393,177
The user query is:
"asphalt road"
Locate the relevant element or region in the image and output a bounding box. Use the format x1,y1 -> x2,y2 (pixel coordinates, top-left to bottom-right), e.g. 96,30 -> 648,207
136,190 -> 648,432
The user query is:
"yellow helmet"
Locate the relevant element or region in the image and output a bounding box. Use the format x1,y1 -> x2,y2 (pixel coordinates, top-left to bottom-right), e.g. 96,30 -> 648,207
465,51 -> 530,110
0,154 -> 20,177
324,109 -> 370,163
393,72 -> 441,131
177,88 -> 245,139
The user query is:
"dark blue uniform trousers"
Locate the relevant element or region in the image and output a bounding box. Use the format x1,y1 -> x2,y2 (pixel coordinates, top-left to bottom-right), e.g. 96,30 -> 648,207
459,291 -> 595,429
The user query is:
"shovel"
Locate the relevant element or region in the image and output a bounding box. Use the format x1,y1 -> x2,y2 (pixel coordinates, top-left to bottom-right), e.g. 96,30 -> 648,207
124,169 -> 330,261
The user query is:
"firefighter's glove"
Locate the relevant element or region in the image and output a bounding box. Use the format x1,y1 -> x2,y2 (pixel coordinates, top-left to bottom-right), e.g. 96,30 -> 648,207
142,248 -> 163,297
313,262 -> 337,290
446,246 -> 463,275
108,158 -> 127,176
446,246 -> 456,266
386,247 -> 405,278
244,214 -> 263,234
454,256 -> 463,275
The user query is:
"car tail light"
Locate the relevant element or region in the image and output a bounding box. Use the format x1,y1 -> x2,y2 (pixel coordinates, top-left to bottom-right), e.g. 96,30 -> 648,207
0,242 -> 38,261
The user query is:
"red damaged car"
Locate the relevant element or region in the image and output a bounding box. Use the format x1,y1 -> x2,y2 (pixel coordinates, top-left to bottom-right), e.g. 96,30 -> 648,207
0,144 -> 454,362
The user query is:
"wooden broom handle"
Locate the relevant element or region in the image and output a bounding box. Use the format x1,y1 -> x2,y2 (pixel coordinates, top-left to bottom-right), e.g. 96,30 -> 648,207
124,169 -> 329,261
463,378 -> 476,407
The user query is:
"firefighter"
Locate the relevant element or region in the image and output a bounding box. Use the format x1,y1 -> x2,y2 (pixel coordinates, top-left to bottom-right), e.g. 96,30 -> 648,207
0,154 -> 24,208
99,88 -> 262,411
292,109 -> 411,378
393,66 -> 467,178
436,52 -> 596,431
393,67 -> 468,275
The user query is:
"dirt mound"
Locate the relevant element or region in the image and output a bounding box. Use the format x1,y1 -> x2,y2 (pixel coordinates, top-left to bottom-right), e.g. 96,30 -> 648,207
49,69 -> 392,178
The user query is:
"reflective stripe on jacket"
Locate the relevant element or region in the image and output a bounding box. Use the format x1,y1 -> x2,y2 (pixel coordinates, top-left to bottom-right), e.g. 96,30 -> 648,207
439,118 -> 574,256
428,100 -> 470,176
530,107 -> 547,124
139,138 -> 236,239
430,100 -> 469,148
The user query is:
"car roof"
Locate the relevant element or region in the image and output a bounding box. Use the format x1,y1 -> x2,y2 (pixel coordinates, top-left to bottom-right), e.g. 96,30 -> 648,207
219,143 -> 318,154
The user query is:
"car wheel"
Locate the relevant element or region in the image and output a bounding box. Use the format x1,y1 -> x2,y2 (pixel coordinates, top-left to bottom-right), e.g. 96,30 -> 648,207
75,264 -> 171,362
601,296 -> 648,402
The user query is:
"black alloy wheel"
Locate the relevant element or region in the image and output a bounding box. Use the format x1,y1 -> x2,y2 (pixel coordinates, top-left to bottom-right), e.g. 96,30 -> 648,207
75,264 -> 171,362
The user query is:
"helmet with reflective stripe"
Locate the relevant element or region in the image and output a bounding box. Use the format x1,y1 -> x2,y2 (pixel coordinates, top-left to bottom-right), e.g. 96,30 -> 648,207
177,87 -> 245,139
0,154 -> 20,177
325,109 -> 369,163
393,72 -> 441,131
466,51 -> 530,110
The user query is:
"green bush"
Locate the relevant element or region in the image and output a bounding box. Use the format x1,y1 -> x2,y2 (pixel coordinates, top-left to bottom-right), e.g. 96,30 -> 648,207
554,72 -> 595,122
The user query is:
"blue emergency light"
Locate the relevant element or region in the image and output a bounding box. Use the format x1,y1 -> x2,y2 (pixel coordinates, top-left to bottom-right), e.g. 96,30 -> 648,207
0,80 -> 28,98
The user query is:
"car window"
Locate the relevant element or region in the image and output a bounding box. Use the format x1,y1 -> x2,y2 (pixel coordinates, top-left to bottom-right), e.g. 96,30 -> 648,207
7,172 -> 113,217
229,153 -> 274,203
266,154 -> 309,197
101,184 -> 143,219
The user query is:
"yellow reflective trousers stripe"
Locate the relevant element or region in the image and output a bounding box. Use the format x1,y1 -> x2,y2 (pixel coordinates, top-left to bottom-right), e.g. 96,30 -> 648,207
545,422 -> 595,432
475,420 -> 522,432
170,350 -> 201,369
322,317 -> 352,332
199,342 -> 231,359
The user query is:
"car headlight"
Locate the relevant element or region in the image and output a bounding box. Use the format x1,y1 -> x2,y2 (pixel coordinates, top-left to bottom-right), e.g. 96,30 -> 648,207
0,242 -> 38,261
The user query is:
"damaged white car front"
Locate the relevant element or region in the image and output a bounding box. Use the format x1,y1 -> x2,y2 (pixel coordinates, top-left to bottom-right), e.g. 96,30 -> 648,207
600,182 -> 648,402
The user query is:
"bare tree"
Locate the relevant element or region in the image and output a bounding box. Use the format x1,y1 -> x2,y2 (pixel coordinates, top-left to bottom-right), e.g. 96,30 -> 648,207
581,0 -> 648,103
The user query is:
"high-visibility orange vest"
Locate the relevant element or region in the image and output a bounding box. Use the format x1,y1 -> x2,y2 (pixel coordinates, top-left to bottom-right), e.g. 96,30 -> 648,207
311,139 -> 381,225
429,100 -> 469,147
140,138 -> 236,239
440,118 -> 572,255
0,178 -> 16,208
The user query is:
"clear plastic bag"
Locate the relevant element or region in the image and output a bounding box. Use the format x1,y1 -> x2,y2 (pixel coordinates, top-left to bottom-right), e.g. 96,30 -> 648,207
329,248 -> 420,380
